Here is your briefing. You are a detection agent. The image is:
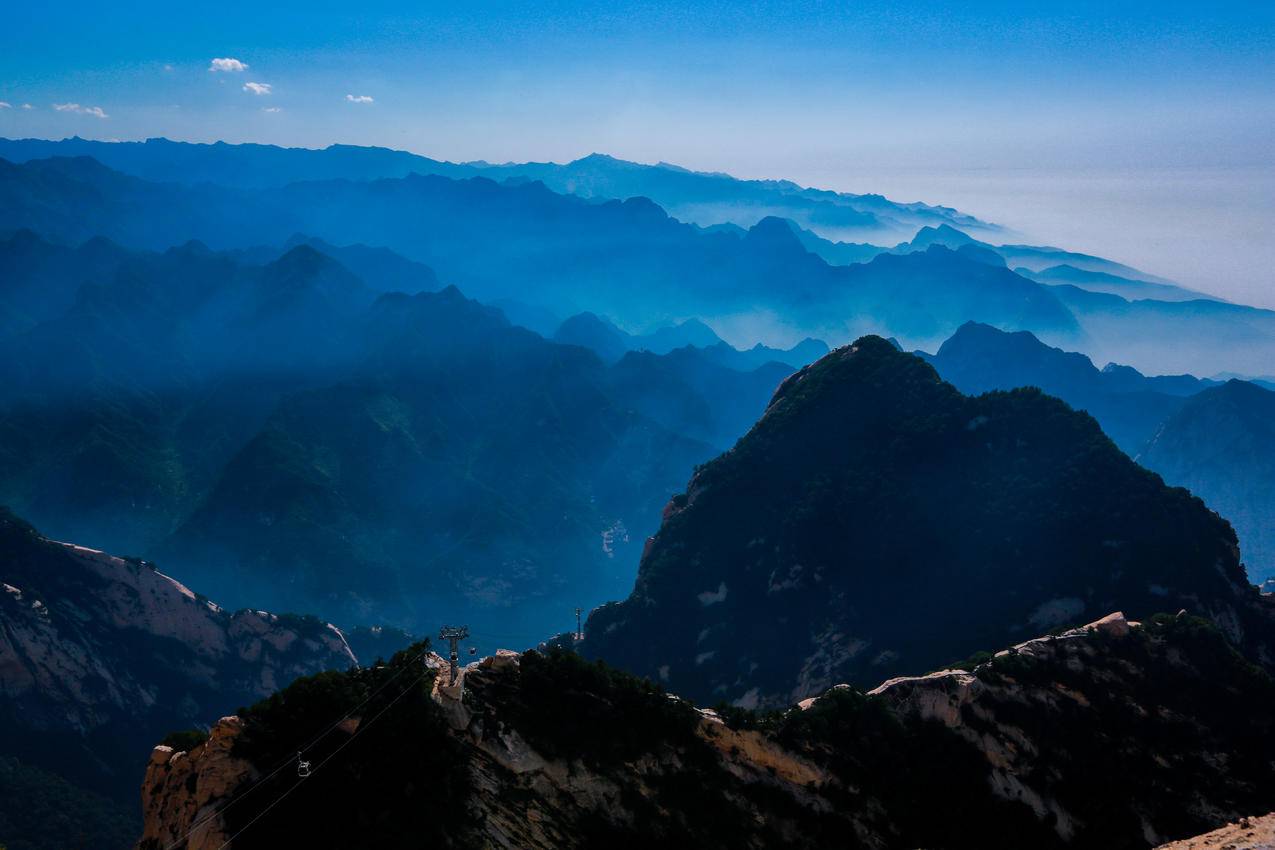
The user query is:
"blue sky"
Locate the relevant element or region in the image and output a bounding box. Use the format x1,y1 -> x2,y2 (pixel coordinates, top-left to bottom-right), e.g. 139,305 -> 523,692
2,1 -> 1274,302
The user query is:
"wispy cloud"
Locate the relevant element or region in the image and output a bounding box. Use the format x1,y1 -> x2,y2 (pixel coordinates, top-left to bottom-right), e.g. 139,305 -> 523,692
243,82 -> 272,95
21,104 -> 33,110
209,57 -> 248,73
0,102 -> 10,109
53,103 -> 108,118
345,94 -> 374,104
262,106 -> 282,113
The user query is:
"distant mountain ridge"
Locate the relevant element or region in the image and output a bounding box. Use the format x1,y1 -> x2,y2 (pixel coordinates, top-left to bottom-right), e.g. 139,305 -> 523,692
6,154 -> 1275,374
552,310 -> 829,369
0,136 -> 989,243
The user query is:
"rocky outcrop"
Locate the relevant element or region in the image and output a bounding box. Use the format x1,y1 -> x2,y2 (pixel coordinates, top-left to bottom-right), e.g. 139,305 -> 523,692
139,611 -> 1275,849
1154,813 -> 1275,849
137,718 -> 255,850
857,611 -> 1275,846
0,507 -> 356,801
1,539 -> 354,733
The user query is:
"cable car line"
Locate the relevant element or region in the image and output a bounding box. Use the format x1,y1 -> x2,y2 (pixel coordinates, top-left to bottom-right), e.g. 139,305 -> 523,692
214,667 -> 431,850
163,646 -> 432,850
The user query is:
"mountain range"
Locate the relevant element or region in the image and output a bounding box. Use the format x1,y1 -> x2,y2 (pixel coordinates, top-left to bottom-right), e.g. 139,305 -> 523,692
0,229 -> 812,644
3,134 -> 1275,850
583,337 -> 1275,707
4,148 -> 1273,375
0,136 -> 989,242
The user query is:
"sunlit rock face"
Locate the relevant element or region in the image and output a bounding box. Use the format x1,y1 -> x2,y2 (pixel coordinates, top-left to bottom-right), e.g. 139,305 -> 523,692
0,507 -> 356,800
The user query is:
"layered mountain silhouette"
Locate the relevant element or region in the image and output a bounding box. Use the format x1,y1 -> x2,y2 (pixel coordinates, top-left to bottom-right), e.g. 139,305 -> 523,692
0,137 -> 987,241
584,338 -> 1273,707
1018,264 -> 1210,302
152,286 -> 713,634
2,231 -> 829,641
552,310 -> 828,369
5,152 -> 1272,374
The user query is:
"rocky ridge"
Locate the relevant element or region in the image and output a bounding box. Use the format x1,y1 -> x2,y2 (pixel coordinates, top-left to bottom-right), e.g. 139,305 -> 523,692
137,611 -> 1275,849
0,507 -> 357,802
1154,814 -> 1275,850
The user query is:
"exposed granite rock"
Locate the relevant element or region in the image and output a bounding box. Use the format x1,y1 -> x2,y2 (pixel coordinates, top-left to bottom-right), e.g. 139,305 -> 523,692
139,613 -> 1275,849
1154,813 -> 1275,849
137,717 -> 255,850
0,507 -> 357,800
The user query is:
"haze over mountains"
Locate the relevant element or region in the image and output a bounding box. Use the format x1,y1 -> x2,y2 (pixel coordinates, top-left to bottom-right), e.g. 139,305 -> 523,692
0,137 -> 987,243
3,139 -> 1272,377
2,134 -> 1275,850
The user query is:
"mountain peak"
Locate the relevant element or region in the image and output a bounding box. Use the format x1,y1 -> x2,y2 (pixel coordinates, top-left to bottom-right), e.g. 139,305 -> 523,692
764,335 -> 935,416
585,337 -> 1260,706
744,215 -> 809,254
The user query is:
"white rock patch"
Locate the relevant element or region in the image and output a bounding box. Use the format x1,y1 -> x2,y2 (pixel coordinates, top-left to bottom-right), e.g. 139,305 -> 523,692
697,582 -> 728,606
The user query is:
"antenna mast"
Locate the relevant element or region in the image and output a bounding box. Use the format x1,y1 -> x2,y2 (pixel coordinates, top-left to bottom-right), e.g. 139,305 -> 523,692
438,625 -> 470,685
575,607 -> 583,641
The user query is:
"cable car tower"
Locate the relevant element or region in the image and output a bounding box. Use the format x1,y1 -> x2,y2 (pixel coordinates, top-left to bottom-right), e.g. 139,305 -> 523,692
438,625 -> 470,686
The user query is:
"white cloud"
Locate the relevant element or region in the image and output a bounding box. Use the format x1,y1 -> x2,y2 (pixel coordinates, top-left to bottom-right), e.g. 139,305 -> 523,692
209,57 -> 248,73
163,64 -> 174,72
243,82 -> 272,95
53,103 -> 109,118
21,103 -> 33,110
0,102 -> 10,109
345,94 -> 374,104
261,106 -> 281,113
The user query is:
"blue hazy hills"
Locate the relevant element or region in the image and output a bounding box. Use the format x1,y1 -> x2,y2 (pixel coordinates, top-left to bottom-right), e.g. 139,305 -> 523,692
0,136 -> 984,242
4,145 -> 1275,376
0,227 -> 823,640
3,136 -> 1275,850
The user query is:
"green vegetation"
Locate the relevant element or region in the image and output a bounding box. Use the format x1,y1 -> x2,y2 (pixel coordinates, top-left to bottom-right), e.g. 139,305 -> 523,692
158,728 -> 209,753
225,641 -> 474,850
586,336 -> 1269,707
489,647 -> 705,767
967,615 -> 1275,848
773,689 -> 1052,849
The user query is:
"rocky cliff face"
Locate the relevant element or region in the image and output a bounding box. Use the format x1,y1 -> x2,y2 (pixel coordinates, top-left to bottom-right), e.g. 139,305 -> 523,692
137,612 -> 1275,850
582,337 -> 1275,707
0,507 -> 356,802
137,717 -> 255,850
